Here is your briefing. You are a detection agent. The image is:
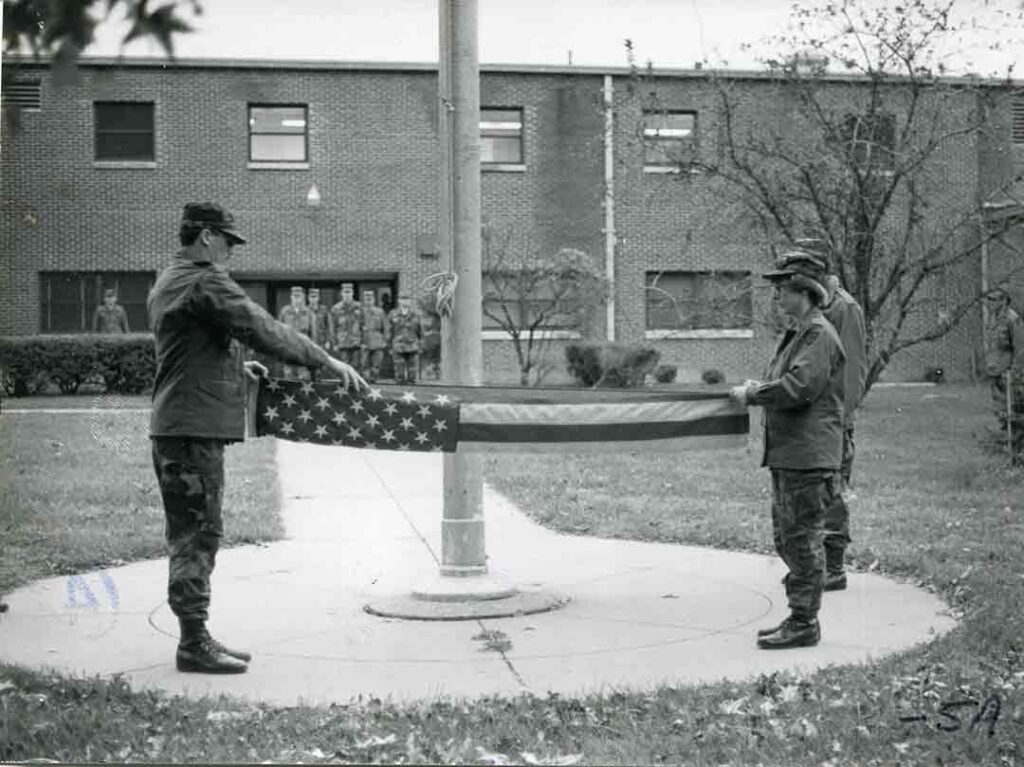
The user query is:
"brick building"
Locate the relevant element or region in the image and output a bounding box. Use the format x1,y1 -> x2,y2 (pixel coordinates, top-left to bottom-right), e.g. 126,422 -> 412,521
1,57 -> 1021,383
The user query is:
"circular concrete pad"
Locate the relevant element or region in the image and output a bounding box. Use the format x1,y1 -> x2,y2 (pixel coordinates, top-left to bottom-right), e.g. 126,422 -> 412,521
364,590 -> 570,620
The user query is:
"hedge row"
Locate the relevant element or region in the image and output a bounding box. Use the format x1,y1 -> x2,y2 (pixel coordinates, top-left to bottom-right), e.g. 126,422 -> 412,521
0,335 -> 156,396
564,342 -> 662,388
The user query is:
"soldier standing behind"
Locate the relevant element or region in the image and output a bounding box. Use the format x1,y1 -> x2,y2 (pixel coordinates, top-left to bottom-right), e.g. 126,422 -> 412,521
796,238 -> 868,593
93,288 -> 130,333
360,290 -> 388,383
307,288 -> 331,350
985,288 -> 1024,445
330,282 -> 363,368
277,286 -> 313,380
389,291 -> 423,384
729,251 -> 846,650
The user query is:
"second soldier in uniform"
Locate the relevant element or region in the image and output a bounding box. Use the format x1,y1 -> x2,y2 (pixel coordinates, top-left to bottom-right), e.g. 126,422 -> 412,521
330,282 -> 363,368
360,290 -> 388,383
277,286 -> 313,380
389,291 -> 423,384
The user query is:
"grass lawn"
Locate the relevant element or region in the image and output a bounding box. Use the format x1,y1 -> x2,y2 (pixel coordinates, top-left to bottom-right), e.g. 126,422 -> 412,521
2,385 -> 1023,766
0,406 -> 281,595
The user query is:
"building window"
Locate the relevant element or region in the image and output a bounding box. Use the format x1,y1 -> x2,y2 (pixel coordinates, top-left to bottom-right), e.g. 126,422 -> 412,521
645,271 -> 753,330
39,272 -> 155,333
249,104 -> 308,162
480,108 -> 523,165
482,271 -> 579,331
842,112 -> 896,172
1011,91 -> 1024,144
643,111 -> 696,166
1,77 -> 42,111
94,102 -> 155,161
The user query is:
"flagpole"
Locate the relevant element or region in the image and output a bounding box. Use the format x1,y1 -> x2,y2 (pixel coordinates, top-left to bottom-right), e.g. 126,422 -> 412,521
365,0 -> 566,619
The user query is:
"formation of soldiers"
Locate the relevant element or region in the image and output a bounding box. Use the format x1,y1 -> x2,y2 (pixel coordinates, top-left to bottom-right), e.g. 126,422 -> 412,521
277,283 -> 423,384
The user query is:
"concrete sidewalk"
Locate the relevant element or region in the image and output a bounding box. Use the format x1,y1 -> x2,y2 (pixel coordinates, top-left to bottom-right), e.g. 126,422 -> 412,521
0,440 -> 956,705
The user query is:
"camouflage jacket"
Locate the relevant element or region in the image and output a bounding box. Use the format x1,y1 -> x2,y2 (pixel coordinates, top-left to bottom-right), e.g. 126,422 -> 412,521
822,286 -> 867,419
148,256 -> 330,442
748,309 -> 846,471
278,305 -> 313,338
388,308 -> 422,353
309,305 -> 331,347
362,306 -> 388,349
986,307 -> 1023,376
330,301 -> 363,348
93,304 -> 130,333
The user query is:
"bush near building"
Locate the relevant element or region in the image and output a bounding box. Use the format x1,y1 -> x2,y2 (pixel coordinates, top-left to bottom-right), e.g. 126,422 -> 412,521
0,334 -> 156,396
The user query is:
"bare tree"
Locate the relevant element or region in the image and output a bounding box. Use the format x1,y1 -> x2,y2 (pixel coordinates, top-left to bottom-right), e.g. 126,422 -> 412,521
632,0 -> 1024,391
483,230 -> 608,385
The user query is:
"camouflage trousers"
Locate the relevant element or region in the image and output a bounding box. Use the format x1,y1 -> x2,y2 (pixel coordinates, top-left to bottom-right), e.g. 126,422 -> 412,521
362,348 -> 385,382
990,373 -> 1024,455
151,437 -> 225,622
393,351 -> 419,384
822,422 -> 855,570
771,468 -> 839,622
281,364 -> 311,381
335,347 -> 361,368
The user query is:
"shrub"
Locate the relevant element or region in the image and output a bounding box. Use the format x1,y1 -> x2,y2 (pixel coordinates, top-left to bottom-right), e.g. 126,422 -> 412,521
654,364 -> 678,384
702,368 -> 725,385
0,334 -> 155,396
565,342 -> 661,388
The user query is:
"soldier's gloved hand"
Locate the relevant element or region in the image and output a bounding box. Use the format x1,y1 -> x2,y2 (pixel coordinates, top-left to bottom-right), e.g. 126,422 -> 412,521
326,357 -> 368,391
243,360 -> 269,381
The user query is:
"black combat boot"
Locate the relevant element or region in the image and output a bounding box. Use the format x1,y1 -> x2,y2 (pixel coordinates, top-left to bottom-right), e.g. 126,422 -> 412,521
176,619 -> 248,674
756,617 -> 820,650
757,619 -> 789,637
824,546 -> 847,591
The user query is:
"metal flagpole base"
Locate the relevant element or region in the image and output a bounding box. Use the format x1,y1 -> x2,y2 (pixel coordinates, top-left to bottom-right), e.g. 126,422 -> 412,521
364,572 -> 569,621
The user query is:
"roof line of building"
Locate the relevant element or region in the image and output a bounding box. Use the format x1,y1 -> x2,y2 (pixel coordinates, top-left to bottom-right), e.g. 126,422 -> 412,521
4,54 -> 1020,87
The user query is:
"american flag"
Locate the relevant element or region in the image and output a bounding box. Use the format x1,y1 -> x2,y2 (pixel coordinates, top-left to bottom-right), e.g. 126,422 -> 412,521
250,378 -> 748,453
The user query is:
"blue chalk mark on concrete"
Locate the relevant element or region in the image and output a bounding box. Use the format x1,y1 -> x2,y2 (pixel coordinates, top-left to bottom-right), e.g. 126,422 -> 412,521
66,572 -> 119,610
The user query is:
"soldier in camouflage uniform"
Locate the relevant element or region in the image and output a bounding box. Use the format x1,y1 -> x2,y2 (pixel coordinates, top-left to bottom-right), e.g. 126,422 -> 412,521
307,288 -> 331,349
148,202 -> 365,674
389,291 -> 423,384
329,283 -> 363,368
278,286 -> 314,380
730,252 -> 846,650
985,288 -> 1024,451
93,288 -> 130,333
360,290 -> 388,383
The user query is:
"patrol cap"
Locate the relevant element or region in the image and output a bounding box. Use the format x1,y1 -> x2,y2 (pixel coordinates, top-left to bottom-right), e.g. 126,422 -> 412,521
103,288 -> 117,298
340,282 -> 354,291
308,287 -> 320,296
762,250 -> 828,282
398,291 -> 411,299
181,202 -> 246,245
793,237 -> 831,268
290,285 -> 305,294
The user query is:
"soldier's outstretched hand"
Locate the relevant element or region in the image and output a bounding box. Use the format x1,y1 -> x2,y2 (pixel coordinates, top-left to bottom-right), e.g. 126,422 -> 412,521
326,357 -> 369,391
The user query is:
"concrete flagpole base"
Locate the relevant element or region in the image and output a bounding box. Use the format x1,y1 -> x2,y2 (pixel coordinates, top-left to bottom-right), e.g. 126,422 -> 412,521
364,571 -> 569,621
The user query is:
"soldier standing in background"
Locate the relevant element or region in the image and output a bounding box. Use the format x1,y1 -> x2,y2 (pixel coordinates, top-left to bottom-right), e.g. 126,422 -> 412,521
307,288 -> 331,350
360,290 -> 388,383
389,291 -> 423,384
277,286 -> 313,380
796,238 -> 868,592
985,288 -> 1024,449
93,288 -> 130,333
330,283 -> 363,368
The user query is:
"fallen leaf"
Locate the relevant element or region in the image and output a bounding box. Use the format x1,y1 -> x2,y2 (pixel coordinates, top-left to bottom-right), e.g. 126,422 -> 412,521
355,733 -> 397,749
206,711 -> 246,723
719,696 -> 748,715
